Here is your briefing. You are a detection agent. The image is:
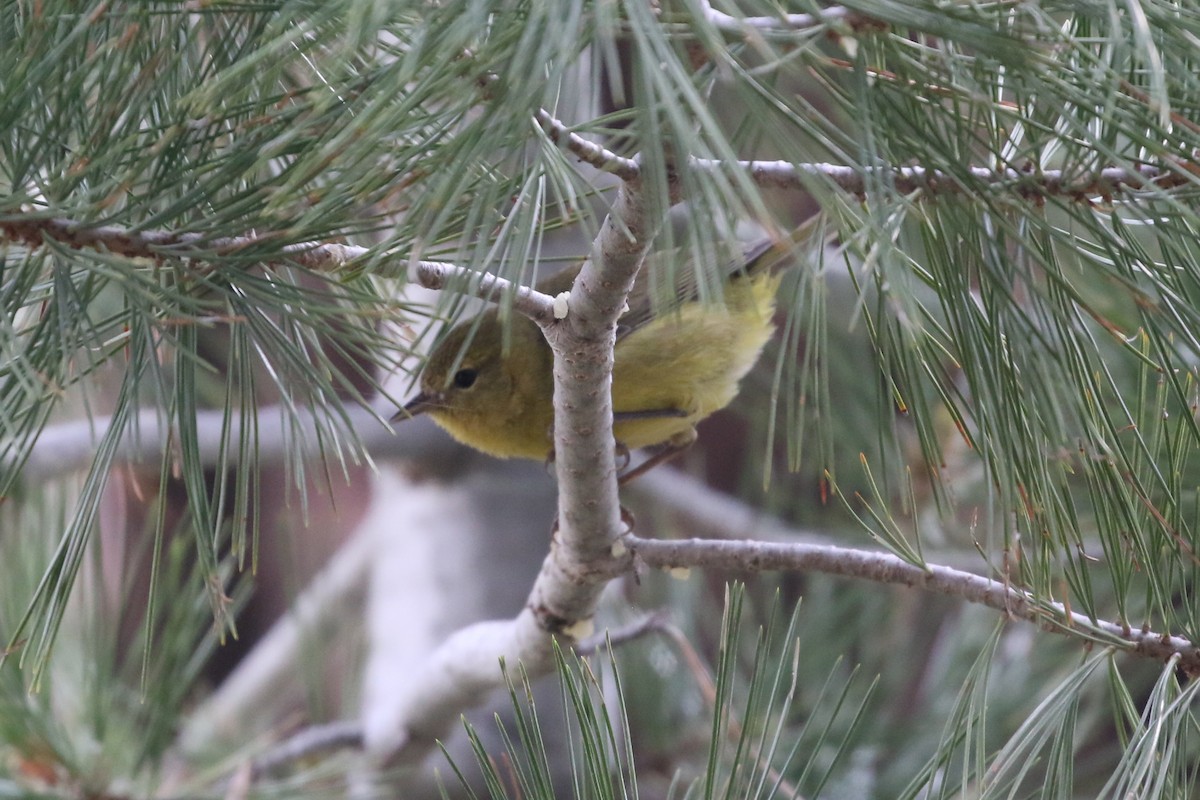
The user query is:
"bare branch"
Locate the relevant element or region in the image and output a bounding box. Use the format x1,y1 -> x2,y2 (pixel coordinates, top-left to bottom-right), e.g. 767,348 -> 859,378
413,261 -> 559,326
0,216 -> 377,272
10,402 -> 454,484
528,178 -> 668,632
5,159 -> 1186,277
574,612 -> 671,656
698,2 -> 858,34
626,536 -> 1200,675
534,109 -> 640,180
284,241 -> 375,272
369,613 -> 559,764
630,468 -> 1031,571
690,159 -> 1195,196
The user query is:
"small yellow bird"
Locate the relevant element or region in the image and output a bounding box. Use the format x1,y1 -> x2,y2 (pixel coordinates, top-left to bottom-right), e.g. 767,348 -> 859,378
399,237 -> 788,475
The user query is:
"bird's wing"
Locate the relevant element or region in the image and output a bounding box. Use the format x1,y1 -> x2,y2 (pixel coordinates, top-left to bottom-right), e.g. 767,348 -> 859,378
530,236 -> 781,342
616,237 -> 777,342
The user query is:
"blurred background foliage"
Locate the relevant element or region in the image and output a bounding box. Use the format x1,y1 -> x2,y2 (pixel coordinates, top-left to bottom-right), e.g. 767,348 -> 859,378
3,0 -> 1200,797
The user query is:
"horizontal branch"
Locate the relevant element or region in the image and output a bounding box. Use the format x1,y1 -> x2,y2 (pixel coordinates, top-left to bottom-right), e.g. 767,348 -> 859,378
412,261 -> 559,326
626,536 -> 1200,675
521,82 -> 1194,202
5,161 -> 1187,273
0,215 -> 376,272
690,159 -> 1193,197
631,468 -> 993,571
8,401 -> 459,485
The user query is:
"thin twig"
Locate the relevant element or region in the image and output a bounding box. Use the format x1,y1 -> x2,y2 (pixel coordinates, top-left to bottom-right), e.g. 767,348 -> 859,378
248,720 -> 364,778
625,536 -> 1200,675
413,261 -> 559,326
698,2 -> 858,34
1119,78 -> 1200,136
574,611 -> 671,656
534,109 -> 640,180
473,51 -> 636,179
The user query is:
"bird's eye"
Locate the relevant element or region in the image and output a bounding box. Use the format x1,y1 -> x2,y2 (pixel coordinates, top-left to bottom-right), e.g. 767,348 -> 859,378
453,368 -> 478,389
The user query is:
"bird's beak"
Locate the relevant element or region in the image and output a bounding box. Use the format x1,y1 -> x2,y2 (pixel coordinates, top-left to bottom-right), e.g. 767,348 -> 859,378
392,391 -> 438,422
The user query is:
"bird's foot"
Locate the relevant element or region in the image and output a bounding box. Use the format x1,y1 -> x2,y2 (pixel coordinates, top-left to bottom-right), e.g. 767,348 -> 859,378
617,429 -> 698,485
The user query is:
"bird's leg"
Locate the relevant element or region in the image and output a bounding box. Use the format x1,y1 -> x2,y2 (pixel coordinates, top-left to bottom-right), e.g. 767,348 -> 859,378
611,407 -> 693,485
617,428 -> 698,486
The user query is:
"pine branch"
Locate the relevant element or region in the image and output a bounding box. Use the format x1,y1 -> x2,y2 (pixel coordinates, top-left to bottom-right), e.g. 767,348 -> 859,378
413,262 -> 559,324
630,468 -> 996,571
625,536 -> 1200,675
0,216 -> 382,274
705,160 -> 1195,197
574,611 -> 672,656
14,3 -> 1200,796
356,150 -> 1197,765
5,158 -> 1188,283
534,110 -> 640,180
531,99 -> 1194,197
